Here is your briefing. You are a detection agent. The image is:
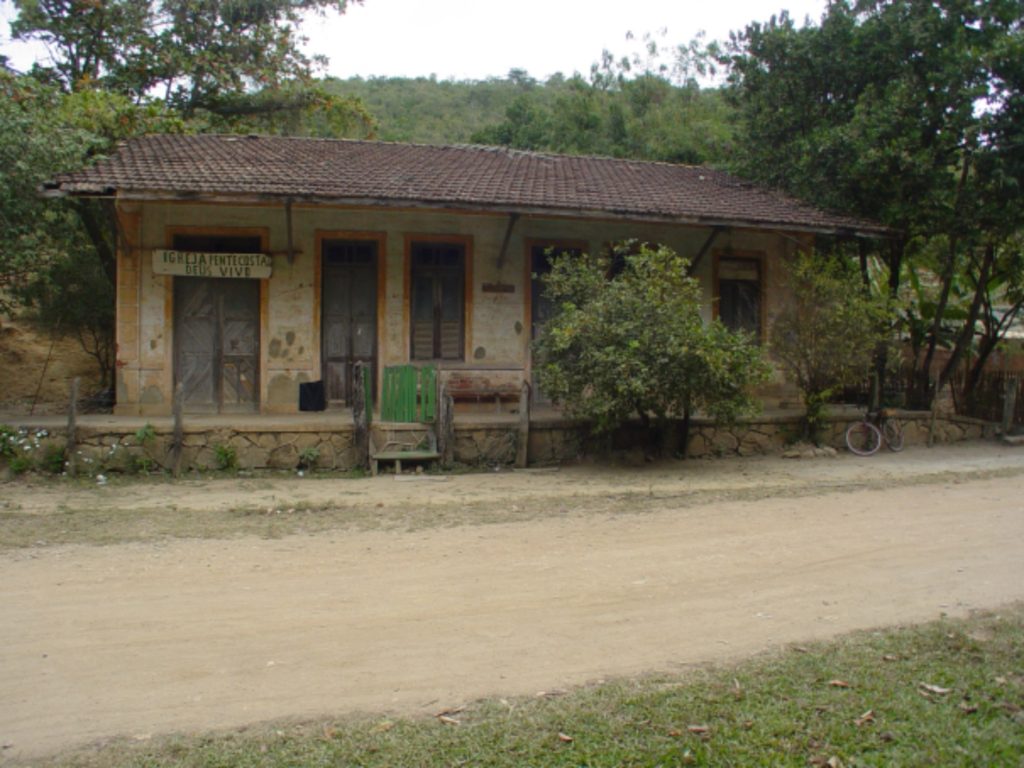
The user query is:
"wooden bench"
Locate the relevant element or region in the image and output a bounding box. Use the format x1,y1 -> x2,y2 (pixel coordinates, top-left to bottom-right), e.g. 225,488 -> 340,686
444,372 -> 524,410
370,448 -> 441,476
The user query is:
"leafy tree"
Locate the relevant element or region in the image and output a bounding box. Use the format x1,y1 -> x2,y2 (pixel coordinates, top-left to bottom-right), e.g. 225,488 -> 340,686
9,0 -> 370,127
0,71 -> 97,315
8,0 -> 155,94
770,252 -> 896,441
533,244 -> 769,455
0,71 -> 182,386
723,0 -> 1024,407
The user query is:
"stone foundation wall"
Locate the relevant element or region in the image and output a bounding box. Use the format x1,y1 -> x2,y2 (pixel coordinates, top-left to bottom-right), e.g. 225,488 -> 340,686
684,412 -> 990,459
0,411 -> 996,477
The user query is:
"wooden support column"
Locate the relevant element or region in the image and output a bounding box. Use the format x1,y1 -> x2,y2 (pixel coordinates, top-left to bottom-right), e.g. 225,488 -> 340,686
285,199 -> 296,264
495,213 -> 520,271
353,362 -> 370,470
515,380 -> 530,468
1003,377 -> 1019,434
65,377 -> 79,475
689,226 -> 726,273
438,385 -> 454,468
114,204 -> 143,413
170,382 -> 184,477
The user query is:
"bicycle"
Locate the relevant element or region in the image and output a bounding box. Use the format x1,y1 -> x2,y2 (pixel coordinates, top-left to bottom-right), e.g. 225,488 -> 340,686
845,408 -> 905,456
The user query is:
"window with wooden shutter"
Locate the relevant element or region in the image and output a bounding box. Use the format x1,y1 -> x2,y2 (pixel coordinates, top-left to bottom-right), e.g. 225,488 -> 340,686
410,241 -> 465,361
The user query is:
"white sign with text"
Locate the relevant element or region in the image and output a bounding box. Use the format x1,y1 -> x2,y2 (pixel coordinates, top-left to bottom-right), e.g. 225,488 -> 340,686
153,250 -> 273,279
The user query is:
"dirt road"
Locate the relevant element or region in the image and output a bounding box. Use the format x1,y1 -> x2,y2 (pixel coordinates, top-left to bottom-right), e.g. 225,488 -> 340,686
2,443 -> 1023,760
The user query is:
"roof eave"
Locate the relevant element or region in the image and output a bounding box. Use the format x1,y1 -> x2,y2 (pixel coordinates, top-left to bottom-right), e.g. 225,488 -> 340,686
51,185 -> 894,238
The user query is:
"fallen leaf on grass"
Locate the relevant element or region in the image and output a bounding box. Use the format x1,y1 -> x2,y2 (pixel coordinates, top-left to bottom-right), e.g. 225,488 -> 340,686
882,654 -> 898,662
687,725 -> 710,734
667,729 -> 682,737
828,679 -> 851,688
557,732 -> 574,743
435,705 -> 465,717
437,715 -> 460,726
854,710 -> 875,727
918,683 -> 952,696
959,701 -> 979,714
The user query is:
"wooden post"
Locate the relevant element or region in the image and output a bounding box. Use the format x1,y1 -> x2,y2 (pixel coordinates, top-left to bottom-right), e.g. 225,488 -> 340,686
353,362 -> 370,470
1002,376 -> 1019,434
438,384 -> 454,468
65,377 -> 79,475
171,382 -> 185,477
927,379 -> 940,448
515,380 -> 530,468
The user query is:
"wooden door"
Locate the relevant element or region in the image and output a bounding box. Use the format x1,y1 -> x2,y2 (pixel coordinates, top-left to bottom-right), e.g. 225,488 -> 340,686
172,234 -> 261,412
322,240 -> 377,405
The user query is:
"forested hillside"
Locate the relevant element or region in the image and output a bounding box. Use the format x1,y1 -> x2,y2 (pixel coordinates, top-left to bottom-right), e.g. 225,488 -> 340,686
324,70 -> 735,165
324,74 -> 528,145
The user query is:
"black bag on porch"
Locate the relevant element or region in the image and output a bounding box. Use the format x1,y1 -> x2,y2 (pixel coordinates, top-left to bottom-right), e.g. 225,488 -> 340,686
299,380 -> 326,411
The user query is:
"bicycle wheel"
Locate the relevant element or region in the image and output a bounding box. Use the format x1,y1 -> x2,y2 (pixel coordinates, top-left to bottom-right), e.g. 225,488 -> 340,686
845,420 -> 882,456
882,418 -> 905,452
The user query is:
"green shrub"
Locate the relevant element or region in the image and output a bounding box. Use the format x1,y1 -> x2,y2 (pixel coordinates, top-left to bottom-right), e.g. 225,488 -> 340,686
41,444 -> 66,474
8,455 -> 33,474
213,443 -> 238,471
132,455 -> 155,474
134,422 -> 156,445
0,424 -> 16,459
297,445 -> 320,470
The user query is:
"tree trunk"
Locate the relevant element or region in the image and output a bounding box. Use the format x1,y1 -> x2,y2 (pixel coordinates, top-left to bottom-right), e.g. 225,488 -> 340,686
915,152 -> 971,407
679,408 -> 691,460
874,237 -> 905,406
938,243 -> 995,395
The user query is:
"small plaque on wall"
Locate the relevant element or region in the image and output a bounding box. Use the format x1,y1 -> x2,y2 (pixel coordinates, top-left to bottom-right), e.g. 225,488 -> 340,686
153,249 -> 273,279
482,282 -> 515,294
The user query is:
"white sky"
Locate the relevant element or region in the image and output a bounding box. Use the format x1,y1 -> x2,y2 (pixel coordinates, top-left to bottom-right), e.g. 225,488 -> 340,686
1,0 -> 829,82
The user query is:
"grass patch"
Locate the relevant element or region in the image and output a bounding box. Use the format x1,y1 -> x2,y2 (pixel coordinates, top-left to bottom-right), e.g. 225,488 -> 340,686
34,606 -> 1024,767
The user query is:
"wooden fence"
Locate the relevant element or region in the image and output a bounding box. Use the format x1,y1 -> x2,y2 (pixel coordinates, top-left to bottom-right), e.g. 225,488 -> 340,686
953,371 -> 1023,427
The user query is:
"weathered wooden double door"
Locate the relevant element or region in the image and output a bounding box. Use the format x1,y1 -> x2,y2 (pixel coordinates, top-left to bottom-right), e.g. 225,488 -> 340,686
321,239 -> 378,405
173,235 -> 261,412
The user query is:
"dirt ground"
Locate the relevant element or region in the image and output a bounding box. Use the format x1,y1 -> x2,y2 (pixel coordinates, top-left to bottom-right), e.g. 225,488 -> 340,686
0,318 -> 101,416
1,442 -> 1023,761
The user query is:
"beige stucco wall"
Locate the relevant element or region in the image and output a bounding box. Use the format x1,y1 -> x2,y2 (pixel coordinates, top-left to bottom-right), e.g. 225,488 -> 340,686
115,200 -> 803,416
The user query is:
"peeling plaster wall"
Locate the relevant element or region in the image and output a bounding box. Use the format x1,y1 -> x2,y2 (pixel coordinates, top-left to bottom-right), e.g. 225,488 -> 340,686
116,200 -> 802,414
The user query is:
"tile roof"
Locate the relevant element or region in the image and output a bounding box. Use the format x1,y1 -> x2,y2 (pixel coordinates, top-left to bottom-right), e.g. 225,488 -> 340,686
48,134 -> 890,236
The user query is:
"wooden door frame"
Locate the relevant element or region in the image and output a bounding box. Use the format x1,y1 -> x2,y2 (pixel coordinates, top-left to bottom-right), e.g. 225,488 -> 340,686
403,234 -> 474,363
166,226 -> 269,412
314,230 -> 387,406
711,248 -> 767,343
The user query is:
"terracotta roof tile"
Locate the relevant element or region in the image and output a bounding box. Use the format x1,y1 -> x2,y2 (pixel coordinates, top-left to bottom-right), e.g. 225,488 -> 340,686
49,134 -> 889,235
